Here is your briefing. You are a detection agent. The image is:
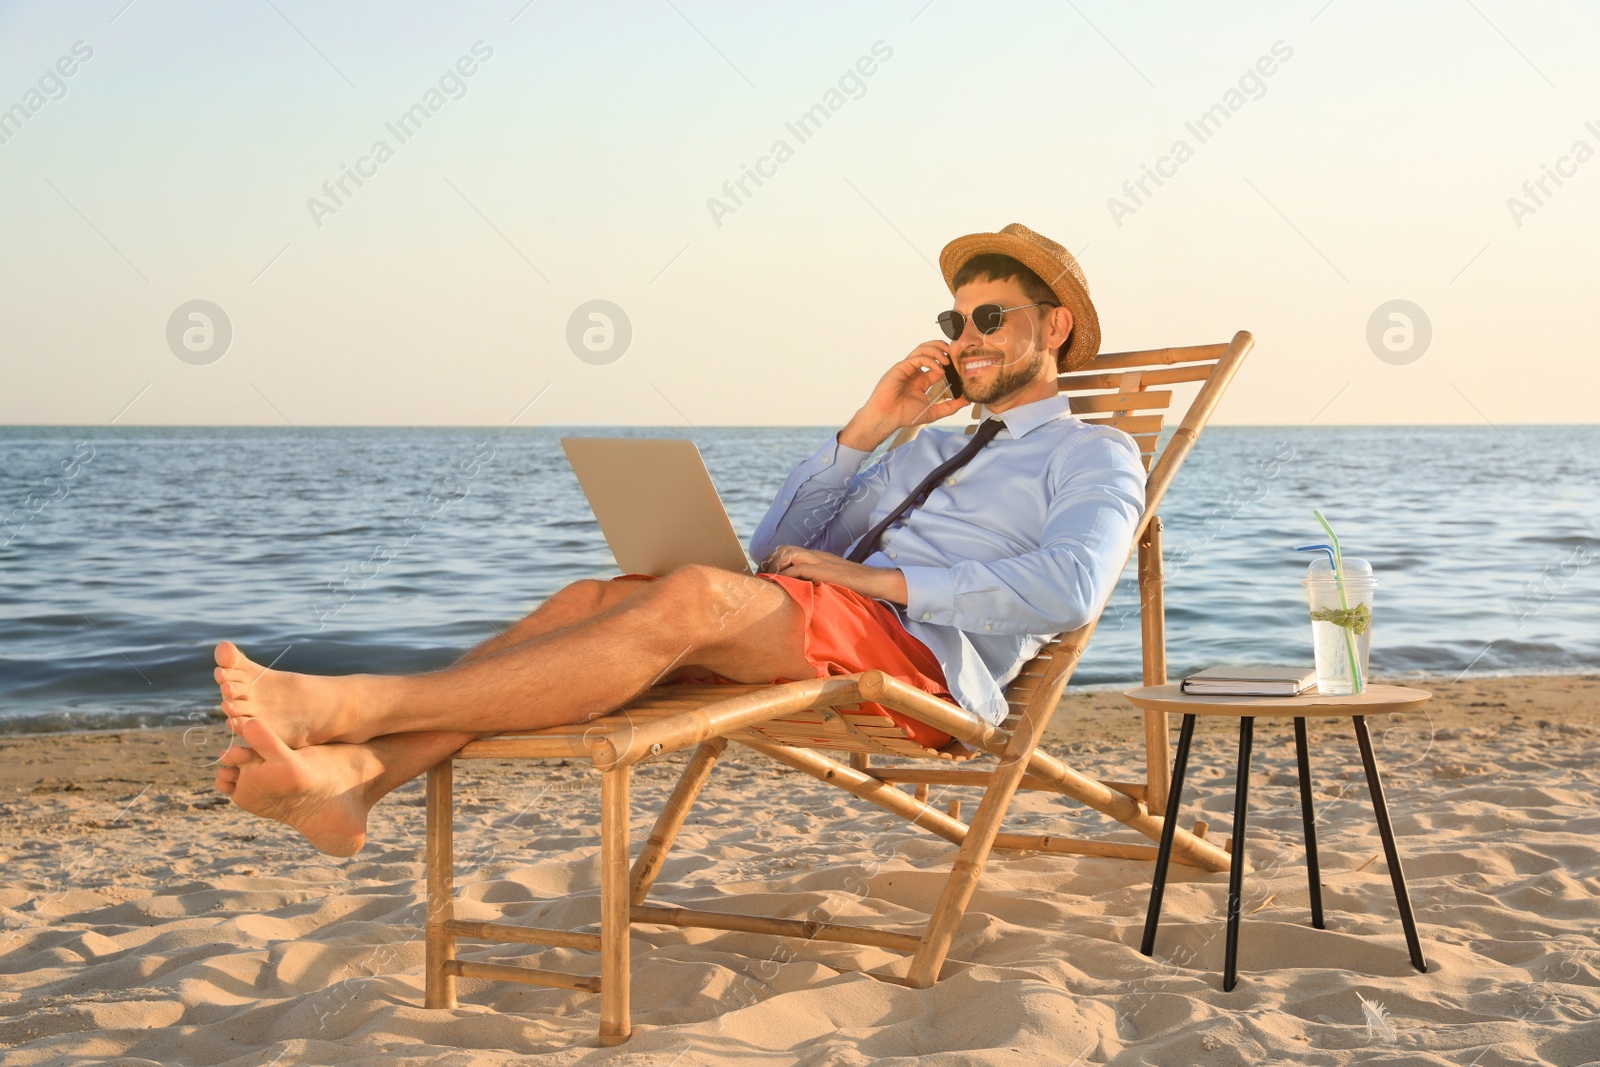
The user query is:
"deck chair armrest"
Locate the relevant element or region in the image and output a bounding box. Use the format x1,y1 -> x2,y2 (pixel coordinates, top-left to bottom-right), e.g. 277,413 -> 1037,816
857,671 -> 1010,755
591,675 -> 870,767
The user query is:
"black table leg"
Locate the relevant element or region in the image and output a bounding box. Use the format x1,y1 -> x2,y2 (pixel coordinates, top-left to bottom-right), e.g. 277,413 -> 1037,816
1352,714 -> 1429,973
1223,716 -> 1254,992
1293,717 -> 1326,930
1141,713 -> 1197,957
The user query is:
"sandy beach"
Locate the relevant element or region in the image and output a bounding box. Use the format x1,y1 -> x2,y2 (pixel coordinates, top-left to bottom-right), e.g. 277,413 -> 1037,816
2,673 -> 1597,1065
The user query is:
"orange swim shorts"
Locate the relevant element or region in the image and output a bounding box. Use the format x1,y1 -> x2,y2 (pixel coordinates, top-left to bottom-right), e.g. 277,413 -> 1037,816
609,571 -> 954,749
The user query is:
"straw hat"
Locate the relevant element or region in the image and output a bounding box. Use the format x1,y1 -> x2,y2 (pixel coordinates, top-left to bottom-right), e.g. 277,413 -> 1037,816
938,223 -> 1100,372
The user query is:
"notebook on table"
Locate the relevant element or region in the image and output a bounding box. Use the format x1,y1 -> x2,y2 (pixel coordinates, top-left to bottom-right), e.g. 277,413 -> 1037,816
1180,665 -> 1318,697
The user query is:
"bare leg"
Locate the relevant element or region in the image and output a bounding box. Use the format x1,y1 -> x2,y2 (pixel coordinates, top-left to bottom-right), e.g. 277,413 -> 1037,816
215,564 -> 813,748
244,579 -> 668,780
352,578 -> 663,766
216,577 -> 667,769
213,575 -> 721,855
454,577 -> 653,666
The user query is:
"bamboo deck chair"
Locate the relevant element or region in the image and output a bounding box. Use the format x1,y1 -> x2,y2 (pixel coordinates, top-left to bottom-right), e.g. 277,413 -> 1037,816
423,331 -> 1255,1044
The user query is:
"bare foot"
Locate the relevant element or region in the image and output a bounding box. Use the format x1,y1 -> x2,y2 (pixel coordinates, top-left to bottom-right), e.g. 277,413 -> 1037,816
219,718 -> 379,856
213,641 -> 366,749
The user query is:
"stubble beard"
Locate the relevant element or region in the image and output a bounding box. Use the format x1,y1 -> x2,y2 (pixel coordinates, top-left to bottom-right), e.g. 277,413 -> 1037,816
964,342 -> 1048,406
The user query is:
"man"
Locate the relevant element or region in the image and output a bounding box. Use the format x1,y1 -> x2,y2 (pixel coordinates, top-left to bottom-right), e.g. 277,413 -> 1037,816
212,224 -> 1145,856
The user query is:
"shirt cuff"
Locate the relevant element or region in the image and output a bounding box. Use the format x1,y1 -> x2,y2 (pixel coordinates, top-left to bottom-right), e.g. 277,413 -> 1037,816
900,565 -> 954,625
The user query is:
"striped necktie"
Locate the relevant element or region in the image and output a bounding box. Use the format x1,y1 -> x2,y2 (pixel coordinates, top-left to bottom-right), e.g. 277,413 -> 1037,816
844,417 -> 1005,564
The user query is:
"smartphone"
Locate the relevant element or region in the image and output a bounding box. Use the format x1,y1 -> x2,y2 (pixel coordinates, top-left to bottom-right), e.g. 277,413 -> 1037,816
940,358 -> 964,400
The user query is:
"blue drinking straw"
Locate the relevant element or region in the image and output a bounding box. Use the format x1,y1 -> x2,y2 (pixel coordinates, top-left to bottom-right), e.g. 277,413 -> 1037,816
1294,544 -> 1337,571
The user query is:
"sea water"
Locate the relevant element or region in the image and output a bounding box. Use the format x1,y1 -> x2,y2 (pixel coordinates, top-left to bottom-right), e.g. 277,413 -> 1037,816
2,424 -> 1598,733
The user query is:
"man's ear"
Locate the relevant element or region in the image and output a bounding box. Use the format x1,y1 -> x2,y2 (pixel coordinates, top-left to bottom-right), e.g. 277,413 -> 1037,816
1049,305 -> 1074,363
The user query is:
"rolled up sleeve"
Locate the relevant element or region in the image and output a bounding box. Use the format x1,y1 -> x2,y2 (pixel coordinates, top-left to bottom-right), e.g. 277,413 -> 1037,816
900,431 -> 1145,634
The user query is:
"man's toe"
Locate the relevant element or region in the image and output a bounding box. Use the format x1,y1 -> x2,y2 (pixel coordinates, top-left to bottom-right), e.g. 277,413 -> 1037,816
220,741 -> 261,767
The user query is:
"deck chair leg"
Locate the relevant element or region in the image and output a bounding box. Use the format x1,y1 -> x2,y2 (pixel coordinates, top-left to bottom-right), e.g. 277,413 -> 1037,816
906,720 -> 1045,987
1138,516 -> 1171,816
1144,711 -> 1173,818
599,765 -> 633,1046
424,760 -> 457,1009
630,738 -> 727,905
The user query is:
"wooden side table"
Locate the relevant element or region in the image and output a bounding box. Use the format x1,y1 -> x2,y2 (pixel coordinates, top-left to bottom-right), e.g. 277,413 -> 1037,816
1123,684 -> 1433,991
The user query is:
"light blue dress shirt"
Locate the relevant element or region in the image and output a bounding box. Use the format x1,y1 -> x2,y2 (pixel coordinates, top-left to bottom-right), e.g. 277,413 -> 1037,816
749,393 -> 1147,725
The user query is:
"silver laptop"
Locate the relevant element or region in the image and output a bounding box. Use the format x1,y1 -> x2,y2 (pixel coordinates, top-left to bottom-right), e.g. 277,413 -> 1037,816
560,437 -> 756,577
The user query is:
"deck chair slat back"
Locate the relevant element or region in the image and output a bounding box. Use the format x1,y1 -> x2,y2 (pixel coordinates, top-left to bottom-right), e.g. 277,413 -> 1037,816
1068,390 -> 1173,415
1078,413 -> 1165,435
1088,342 -> 1229,370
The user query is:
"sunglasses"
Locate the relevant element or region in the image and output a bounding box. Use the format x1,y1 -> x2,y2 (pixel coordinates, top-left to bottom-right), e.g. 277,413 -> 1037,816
936,301 -> 1054,341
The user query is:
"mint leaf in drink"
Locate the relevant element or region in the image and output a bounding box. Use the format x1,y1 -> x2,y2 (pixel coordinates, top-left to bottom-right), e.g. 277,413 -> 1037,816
1311,603 -> 1370,635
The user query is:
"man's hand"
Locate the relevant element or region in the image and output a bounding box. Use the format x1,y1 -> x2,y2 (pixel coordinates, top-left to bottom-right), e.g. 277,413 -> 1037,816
759,545 -> 909,605
838,341 -> 971,453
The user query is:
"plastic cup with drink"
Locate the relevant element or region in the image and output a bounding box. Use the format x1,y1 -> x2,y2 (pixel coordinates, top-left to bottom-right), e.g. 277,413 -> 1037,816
1295,511 -> 1373,696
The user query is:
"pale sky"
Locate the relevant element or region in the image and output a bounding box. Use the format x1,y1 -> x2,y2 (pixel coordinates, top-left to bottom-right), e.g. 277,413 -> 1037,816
1,0 -> 1595,427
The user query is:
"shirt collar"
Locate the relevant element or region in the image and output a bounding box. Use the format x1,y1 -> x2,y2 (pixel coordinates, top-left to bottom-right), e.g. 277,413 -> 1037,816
990,393 -> 1077,439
